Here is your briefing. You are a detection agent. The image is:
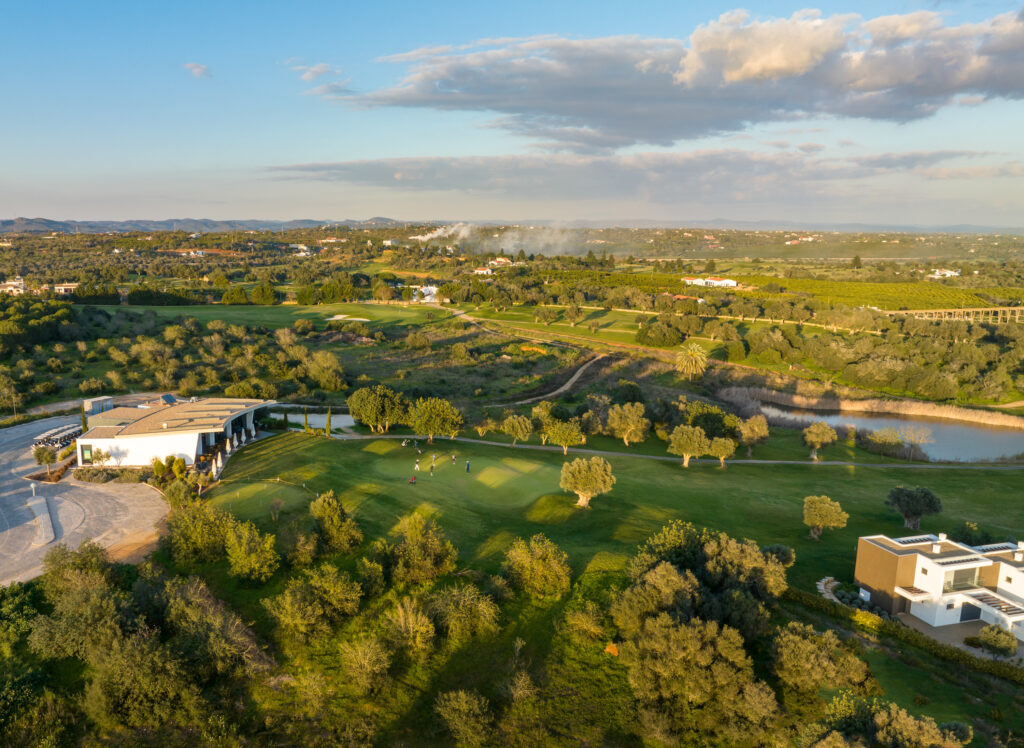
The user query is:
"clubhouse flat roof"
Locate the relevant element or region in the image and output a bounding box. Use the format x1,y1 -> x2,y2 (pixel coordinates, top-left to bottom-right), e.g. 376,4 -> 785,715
82,398 -> 271,438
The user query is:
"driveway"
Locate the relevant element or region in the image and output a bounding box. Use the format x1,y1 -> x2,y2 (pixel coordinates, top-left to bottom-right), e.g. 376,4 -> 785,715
0,416 -> 168,586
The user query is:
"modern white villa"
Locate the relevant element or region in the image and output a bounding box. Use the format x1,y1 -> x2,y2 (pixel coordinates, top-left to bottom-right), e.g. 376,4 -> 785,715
76,396 -> 273,468
855,533 -> 1024,641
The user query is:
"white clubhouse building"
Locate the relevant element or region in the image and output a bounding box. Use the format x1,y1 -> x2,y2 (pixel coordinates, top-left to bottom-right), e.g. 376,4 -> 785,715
76,396 -> 273,468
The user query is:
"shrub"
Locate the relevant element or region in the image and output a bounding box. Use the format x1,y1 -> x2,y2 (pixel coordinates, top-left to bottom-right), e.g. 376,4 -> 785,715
356,557 -> 386,597
166,502 -> 235,566
784,588 -> 1024,686
224,521 -> 279,584
339,637 -> 391,694
429,584 -> 499,644
309,491 -> 362,554
978,624 -> 1018,657
502,534 -> 571,600
562,601 -> 606,640
434,690 -> 493,747
374,513 -> 458,586
385,597 -> 435,658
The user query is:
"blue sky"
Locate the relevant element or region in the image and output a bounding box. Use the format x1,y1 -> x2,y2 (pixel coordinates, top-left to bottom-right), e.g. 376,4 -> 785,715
2,1 -> 1023,225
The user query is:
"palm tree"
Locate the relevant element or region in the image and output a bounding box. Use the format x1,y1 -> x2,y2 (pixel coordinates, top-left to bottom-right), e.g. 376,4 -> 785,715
675,341 -> 709,381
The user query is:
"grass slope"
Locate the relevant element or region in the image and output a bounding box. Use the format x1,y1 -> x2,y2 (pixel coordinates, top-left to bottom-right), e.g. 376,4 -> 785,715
209,433 -> 1024,591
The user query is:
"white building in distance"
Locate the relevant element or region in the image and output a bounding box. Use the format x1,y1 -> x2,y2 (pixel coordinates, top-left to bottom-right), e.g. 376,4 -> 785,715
682,276 -> 737,288
76,397 -> 273,468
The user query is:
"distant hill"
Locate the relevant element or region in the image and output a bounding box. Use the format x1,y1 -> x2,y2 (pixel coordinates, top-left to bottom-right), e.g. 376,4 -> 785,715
2,215 -> 1020,235
0,217 -> 409,234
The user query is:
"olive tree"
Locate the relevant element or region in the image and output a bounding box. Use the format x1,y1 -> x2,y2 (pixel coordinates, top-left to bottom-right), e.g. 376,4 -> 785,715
886,485 -> 941,530
544,418 -> 585,455
802,495 -> 849,540
738,415 -> 769,458
667,424 -> 710,468
560,456 -> 615,508
501,414 -> 533,446
708,437 -> 736,469
802,421 -> 837,461
606,402 -> 650,447
33,445 -> 57,477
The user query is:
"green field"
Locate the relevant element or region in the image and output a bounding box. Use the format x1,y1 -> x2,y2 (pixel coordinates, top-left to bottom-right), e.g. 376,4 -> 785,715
94,301 -> 449,330
732,275 -> 1007,310
210,433 -> 1024,591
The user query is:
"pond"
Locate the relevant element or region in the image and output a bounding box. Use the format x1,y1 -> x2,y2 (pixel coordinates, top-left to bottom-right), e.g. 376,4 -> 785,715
757,403 -> 1024,463
266,412 -> 355,430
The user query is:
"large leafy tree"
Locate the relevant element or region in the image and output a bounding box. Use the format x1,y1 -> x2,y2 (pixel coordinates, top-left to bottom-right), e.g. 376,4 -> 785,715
802,495 -> 849,540
410,396 -> 463,443
560,456 -> 615,508
606,402 -> 650,447
346,384 -> 407,434
886,485 -> 942,530
667,424 -> 710,468
802,421 -> 837,461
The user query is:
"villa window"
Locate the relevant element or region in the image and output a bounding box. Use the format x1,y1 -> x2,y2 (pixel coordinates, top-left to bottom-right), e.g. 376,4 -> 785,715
942,567 -> 979,593
946,602 -> 955,610
1007,576 -> 1013,584
920,568 -> 928,575
81,444 -> 93,464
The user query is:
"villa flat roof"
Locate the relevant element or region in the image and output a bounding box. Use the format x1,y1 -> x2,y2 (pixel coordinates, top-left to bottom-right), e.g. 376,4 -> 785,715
81,398 -> 271,438
863,534 -> 1024,567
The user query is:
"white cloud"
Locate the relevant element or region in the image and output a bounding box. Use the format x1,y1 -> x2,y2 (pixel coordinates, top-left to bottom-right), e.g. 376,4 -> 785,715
184,62 -> 211,79
348,9 -> 1024,152
292,62 -> 337,81
269,148 -> 985,203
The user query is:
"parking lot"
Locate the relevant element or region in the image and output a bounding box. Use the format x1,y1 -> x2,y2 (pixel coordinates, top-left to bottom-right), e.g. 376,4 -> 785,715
0,416 -> 168,585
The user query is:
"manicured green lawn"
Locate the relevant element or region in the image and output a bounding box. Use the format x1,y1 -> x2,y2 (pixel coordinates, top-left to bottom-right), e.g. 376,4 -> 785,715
208,433 -> 1024,590
92,302 -> 449,330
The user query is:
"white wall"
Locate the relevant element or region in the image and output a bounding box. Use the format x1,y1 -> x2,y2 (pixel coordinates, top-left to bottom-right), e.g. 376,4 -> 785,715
78,432 -> 201,467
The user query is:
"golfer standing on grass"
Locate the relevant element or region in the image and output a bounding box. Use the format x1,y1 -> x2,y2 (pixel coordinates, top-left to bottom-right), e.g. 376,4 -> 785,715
466,460 -> 470,473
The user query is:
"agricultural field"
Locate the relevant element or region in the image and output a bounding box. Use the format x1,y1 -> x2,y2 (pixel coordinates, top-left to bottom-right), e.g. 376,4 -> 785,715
731,275 -> 997,310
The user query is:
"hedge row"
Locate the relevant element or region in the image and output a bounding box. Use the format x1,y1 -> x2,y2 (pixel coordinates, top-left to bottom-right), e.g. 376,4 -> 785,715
784,587 -> 1024,686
